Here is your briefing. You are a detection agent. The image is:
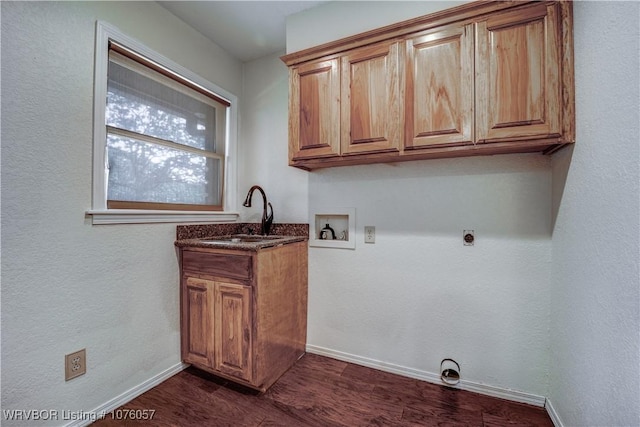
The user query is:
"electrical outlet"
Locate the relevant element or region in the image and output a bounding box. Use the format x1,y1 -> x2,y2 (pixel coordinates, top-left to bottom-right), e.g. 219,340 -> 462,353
65,349 -> 86,381
463,230 -> 474,246
364,226 -> 375,243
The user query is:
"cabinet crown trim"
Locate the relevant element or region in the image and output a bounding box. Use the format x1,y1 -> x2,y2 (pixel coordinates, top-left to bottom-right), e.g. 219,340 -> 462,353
281,0 -> 547,66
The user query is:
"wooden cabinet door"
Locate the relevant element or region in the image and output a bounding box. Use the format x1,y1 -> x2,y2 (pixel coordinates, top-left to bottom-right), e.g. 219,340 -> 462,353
475,2 -> 561,142
214,282 -> 252,381
404,23 -> 474,149
182,277 -> 214,367
289,59 -> 340,161
341,41 -> 401,155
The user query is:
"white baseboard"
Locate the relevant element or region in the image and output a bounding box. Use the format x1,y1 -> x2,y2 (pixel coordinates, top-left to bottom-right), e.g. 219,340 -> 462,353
64,362 -> 188,427
306,344 -> 547,408
545,398 -> 564,427
64,348 -> 553,427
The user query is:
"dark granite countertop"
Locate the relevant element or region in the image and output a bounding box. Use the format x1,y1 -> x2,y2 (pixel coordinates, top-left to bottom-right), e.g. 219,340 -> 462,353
175,223 -> 309,252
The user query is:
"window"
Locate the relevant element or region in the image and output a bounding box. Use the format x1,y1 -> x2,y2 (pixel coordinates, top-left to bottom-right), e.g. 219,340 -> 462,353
89,21 -> 238,224
107,44 -> 228,211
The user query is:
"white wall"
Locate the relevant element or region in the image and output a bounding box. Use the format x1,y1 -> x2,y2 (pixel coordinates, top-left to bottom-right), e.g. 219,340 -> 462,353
239,53 -> 309,224
287,1 -> 552,398
286,1 -> 467,53
306,156 -> 553,396
549,2 -> 640,426
4,1 -> 638,425
1,2 -> 242,425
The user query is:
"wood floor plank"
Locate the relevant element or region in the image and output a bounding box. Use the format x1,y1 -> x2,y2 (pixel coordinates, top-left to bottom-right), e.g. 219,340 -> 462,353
341,363 -> 419,390
282,353 -> 354,389
273,360 -> 375,395
267,368 -> 403,426
372,378 -> 486,414
94,354 -> 553,427
402,404 -> 484,427
481,401 -> 555,427
142,371 -> 264,426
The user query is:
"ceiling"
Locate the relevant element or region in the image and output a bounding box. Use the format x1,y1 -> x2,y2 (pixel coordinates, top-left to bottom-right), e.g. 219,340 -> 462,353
158,1 -> 329,62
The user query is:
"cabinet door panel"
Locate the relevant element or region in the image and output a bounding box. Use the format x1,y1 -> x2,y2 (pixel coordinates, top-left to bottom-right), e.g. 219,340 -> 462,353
405,23 -> 474,149
289,59 -> 340,160
476,2 -> 561,142
341,41 -> 401,155
215,283 -> 252,381
183,277 -> 214,366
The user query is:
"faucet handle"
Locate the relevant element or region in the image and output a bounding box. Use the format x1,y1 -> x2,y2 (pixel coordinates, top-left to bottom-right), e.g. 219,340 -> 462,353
264,202 -> 274,235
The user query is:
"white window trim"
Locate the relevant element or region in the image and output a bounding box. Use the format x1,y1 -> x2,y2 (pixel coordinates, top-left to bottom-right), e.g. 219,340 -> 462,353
87,21 -> 239,225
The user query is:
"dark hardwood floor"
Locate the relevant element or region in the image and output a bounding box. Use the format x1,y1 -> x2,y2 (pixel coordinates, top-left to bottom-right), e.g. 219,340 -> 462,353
94,353 -> 553,426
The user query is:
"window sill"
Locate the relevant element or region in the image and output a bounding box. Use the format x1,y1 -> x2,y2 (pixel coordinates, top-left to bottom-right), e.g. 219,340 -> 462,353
86,209 -> 240,225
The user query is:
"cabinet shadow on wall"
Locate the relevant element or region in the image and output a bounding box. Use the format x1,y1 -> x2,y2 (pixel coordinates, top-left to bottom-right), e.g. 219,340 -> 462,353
551,145 -> 575,233
307,153 -> 557,240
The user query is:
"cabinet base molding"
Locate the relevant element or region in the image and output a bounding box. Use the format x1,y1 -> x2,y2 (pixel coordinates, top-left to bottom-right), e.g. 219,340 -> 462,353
292,140 -> 569,170
187,349 -> 305,393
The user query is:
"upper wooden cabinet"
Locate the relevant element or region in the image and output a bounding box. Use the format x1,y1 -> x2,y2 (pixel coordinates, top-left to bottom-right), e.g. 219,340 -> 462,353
341,41 -> 401,155
289,41 -> 401,163
282,0 -> 574,170
289,58 -> 340,161
404,22 -> 474,150
475,2 -> 563,143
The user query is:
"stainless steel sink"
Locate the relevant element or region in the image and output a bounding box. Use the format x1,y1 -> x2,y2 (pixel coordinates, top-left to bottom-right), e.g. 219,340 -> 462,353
199,234 -> 287,245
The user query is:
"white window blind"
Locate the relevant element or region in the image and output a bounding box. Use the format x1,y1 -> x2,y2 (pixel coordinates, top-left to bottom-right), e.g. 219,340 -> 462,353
105,43 -> 228,211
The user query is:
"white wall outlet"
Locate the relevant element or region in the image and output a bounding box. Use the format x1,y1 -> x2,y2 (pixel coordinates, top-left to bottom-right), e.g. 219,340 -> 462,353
364,226 -> 375,243
65,349 -> 86,381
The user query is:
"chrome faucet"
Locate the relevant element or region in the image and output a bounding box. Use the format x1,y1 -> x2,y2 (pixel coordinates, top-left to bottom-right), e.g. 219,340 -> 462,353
242,185 -> 274,236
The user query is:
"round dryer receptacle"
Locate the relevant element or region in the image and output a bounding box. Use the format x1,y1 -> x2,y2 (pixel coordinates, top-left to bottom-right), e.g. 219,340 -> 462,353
440,358 -> 461,386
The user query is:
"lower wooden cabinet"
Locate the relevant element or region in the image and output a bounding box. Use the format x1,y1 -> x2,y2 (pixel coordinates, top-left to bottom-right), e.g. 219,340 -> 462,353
179,241 -> 308,391
183,277 -> 215,368
182,277 -> 252,381
214,282 -> 252,381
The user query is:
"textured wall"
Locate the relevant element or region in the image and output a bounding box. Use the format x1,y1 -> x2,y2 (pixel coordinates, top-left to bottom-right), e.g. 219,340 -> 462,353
287,1 -> 640,411
306,156 -> 553,396
286,0 -> 553,398
286,1 -> 467,54
549,2 -> 640,425
238,53 -> 309,224
1,2 -> 242,425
